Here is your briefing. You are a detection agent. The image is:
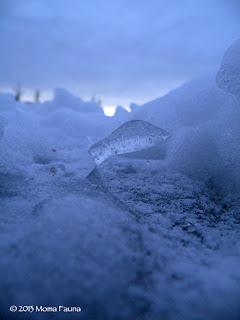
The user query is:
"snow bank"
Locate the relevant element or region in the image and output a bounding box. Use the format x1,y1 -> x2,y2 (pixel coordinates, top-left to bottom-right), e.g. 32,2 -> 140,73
216,39 -> 240,96
0,116 -> 7,141
167,125 -> 221,182
0,90 -> 113,200
0,93 -> 18,113
215,39 -> 240,193
132,70 -> 240,196
53,88 -> 104,113
132,76 -> 235,132
113,105 -> 129,119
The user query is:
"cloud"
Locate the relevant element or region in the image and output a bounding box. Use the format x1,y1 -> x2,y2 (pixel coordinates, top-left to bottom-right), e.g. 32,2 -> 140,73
0,0 -> 240,105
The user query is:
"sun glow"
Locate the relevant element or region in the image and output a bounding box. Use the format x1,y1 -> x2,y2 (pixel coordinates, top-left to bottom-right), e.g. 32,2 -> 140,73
103,105 -> 131,117
103,106 -> 117,116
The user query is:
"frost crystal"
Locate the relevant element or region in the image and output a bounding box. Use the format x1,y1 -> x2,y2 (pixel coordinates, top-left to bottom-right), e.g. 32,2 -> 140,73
89,120 -> 171,164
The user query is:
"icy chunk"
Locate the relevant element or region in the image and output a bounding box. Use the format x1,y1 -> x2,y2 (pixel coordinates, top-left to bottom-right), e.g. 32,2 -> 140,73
89,120 -> 171,164
216,39 -> 240,96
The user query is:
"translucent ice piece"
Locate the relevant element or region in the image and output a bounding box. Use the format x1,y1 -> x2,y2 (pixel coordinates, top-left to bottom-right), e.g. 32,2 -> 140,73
89,120 -> 171,164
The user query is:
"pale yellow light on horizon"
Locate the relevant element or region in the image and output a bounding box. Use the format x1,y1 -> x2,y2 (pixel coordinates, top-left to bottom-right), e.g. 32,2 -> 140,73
103,105 -> 131,117
103,106 -> 116,116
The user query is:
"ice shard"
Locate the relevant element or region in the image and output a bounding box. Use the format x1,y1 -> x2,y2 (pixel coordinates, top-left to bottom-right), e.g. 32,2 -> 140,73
89,120 -> 171,165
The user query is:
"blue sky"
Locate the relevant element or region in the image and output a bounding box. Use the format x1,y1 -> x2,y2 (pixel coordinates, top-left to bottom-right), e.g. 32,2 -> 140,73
0,0 -> 240,108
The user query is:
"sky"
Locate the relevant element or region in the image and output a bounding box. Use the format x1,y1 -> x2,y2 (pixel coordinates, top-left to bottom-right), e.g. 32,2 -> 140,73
0,0 -> 240,111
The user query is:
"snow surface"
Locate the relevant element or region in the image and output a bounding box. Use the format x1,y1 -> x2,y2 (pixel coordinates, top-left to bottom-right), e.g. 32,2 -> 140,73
49,88 -> 104,114
132,76 -> 236,132
216,39 -> 240,96
114,105 -> 129,118
132,76 -> 240,193
1,43 -> 240,320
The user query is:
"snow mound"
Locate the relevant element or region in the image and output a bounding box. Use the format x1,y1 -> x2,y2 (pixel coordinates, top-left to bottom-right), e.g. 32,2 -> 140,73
216,105 -> 240,194
54,87 -> 83,110
89,120 -> 171,164
0,116 -> 7,140
167,125 -> 221,182
0,90 -> 111,199
216,39 -> 240,96
215,40 -> 240,193
26,88 -> 104,115
114,105 -> 129,118
129,102 -> 140,112
53,88 -> 104,113
131,73 -> 240,197
133,76 -> 235,132
0,93 -> 17,113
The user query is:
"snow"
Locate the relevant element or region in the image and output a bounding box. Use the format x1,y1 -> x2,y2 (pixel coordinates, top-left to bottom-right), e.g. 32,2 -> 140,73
131,75 -> 240,194
114,105 -> 128,115
216,39 -> 240,96
0,40 -> 240,319
52,88 -> 104,113
0,116 -> 7,141
129,102 -> 140,113
132,76 -> 236,132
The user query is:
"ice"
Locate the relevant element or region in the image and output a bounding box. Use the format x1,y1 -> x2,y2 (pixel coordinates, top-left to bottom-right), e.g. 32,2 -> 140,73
89,120 -> 171,165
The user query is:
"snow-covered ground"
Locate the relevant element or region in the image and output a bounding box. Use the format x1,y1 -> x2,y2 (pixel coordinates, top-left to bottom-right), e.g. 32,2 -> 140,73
0,42 -> 240,320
